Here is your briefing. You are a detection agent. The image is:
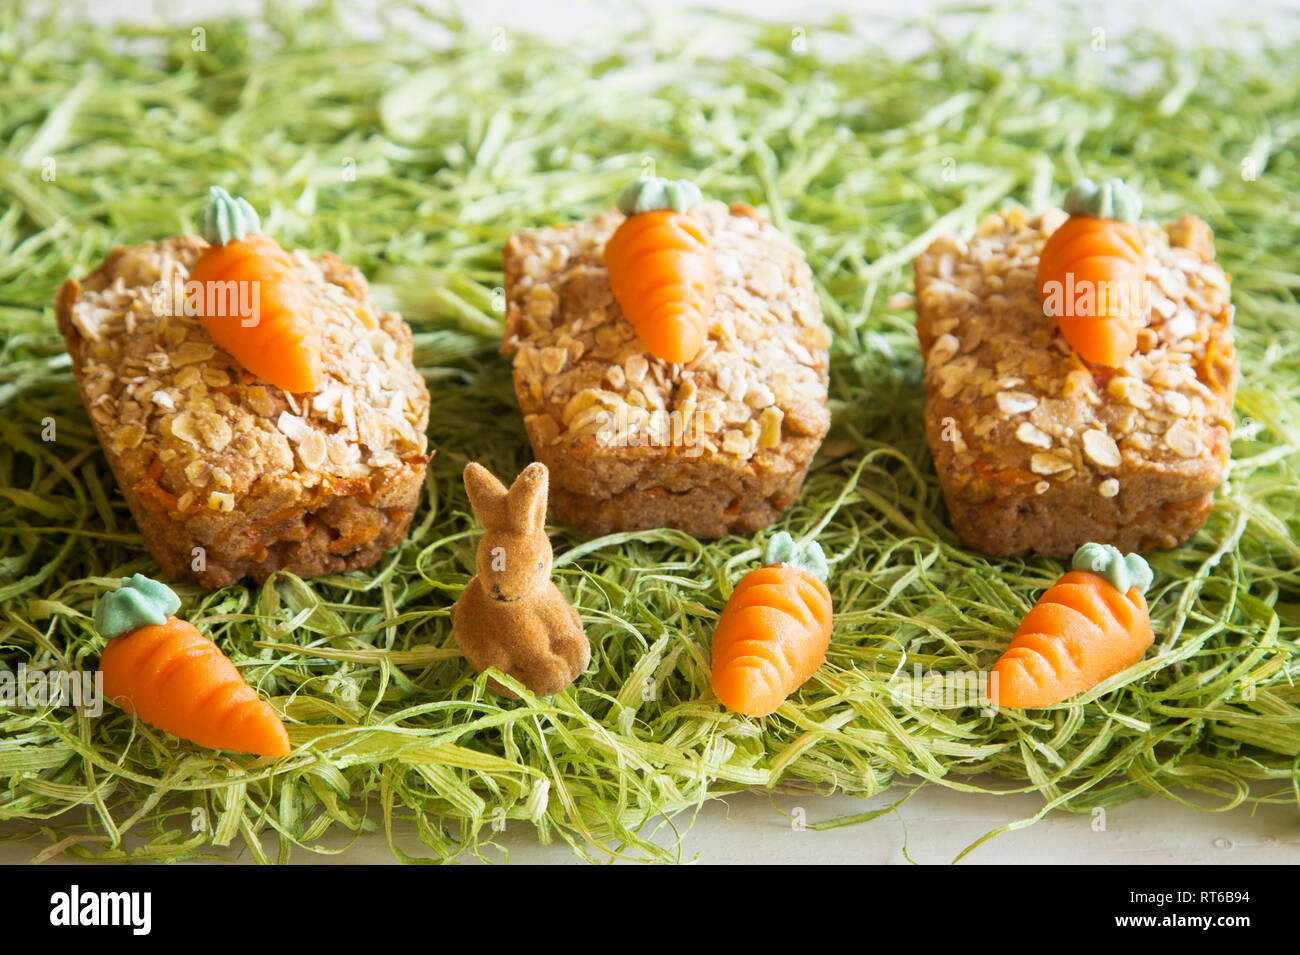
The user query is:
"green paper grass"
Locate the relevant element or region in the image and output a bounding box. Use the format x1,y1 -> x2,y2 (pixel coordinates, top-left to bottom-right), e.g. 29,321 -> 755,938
1,2 -> 1298,863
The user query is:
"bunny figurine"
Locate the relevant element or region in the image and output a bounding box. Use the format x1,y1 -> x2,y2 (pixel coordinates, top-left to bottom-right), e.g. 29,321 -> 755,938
450,461 -> 590,697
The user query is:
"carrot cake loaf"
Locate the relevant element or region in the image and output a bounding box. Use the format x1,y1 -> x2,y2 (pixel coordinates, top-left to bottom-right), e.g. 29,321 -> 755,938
56,187 -> 431,588
501,177 -> 831,538
914,181 -> 1237,558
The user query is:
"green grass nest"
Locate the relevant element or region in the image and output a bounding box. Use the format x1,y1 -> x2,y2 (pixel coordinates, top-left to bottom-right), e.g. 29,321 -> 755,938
2,2 -> 1299,864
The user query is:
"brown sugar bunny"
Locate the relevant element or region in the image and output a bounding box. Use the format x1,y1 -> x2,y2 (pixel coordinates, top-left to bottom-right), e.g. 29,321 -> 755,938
450,461 -> 590,697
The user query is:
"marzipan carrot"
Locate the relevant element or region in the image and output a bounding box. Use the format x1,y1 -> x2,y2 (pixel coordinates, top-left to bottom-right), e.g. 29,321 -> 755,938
189,186 -> 322,393
711,532 -> 833,717
604,176 -> 716,364
95,574 -> 291,757
1037,178 -> 1147,368
990,543 -> 1155,708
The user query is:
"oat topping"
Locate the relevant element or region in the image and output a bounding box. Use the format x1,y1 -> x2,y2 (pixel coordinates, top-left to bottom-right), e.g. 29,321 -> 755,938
65,236 -> 429,511
501,201 -> 830,463
1016,421 -> 1052,449
916,207 -> 1236,497
1082,428 -> 1122,469
997,391 -> 1038,415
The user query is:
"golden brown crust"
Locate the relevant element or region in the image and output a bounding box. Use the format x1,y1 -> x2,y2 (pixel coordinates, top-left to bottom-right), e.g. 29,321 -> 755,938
501,200 -> 831,538
913,206 -> 1237,558
57,237 -> 432,588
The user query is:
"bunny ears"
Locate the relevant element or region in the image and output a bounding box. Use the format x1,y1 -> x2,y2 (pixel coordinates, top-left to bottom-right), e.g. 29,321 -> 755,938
463,461 -> 549,535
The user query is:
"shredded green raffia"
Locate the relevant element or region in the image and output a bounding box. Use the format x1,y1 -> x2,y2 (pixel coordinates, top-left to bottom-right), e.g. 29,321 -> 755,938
0,3 -> 1298,864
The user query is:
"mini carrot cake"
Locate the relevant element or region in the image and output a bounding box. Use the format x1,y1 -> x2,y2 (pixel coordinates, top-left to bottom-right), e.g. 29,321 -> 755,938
914,179 -> 1237,558
501,176 -> 831,538
56,187 -> 431,589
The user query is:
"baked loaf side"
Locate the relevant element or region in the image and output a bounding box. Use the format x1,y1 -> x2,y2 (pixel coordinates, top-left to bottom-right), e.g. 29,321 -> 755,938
57,236 -> 432,588
914,207 -> 1237,557
502,201 -> 831,538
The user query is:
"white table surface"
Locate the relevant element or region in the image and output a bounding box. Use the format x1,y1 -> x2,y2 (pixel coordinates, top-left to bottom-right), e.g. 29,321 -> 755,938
9,0 -> 1299,865
2,781 -> 1296,864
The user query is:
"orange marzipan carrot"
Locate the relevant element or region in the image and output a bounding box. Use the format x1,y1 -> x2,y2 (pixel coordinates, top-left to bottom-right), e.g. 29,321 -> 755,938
101,616 -> 291,757
1037,214 -> 1146,368
990,569 -> 1153,709
190,233 -> 323,394
604,209 -> 715,365
711,561 -> 834,718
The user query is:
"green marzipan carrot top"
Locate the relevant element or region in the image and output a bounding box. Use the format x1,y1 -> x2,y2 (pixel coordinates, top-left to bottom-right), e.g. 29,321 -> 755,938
616,175 -> 704,216
1063,177 -> 1143,223
764,530 -> 829,581
1071,542 -> 1153,595
199,185 -> 262,246
93,573 -> 181,641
